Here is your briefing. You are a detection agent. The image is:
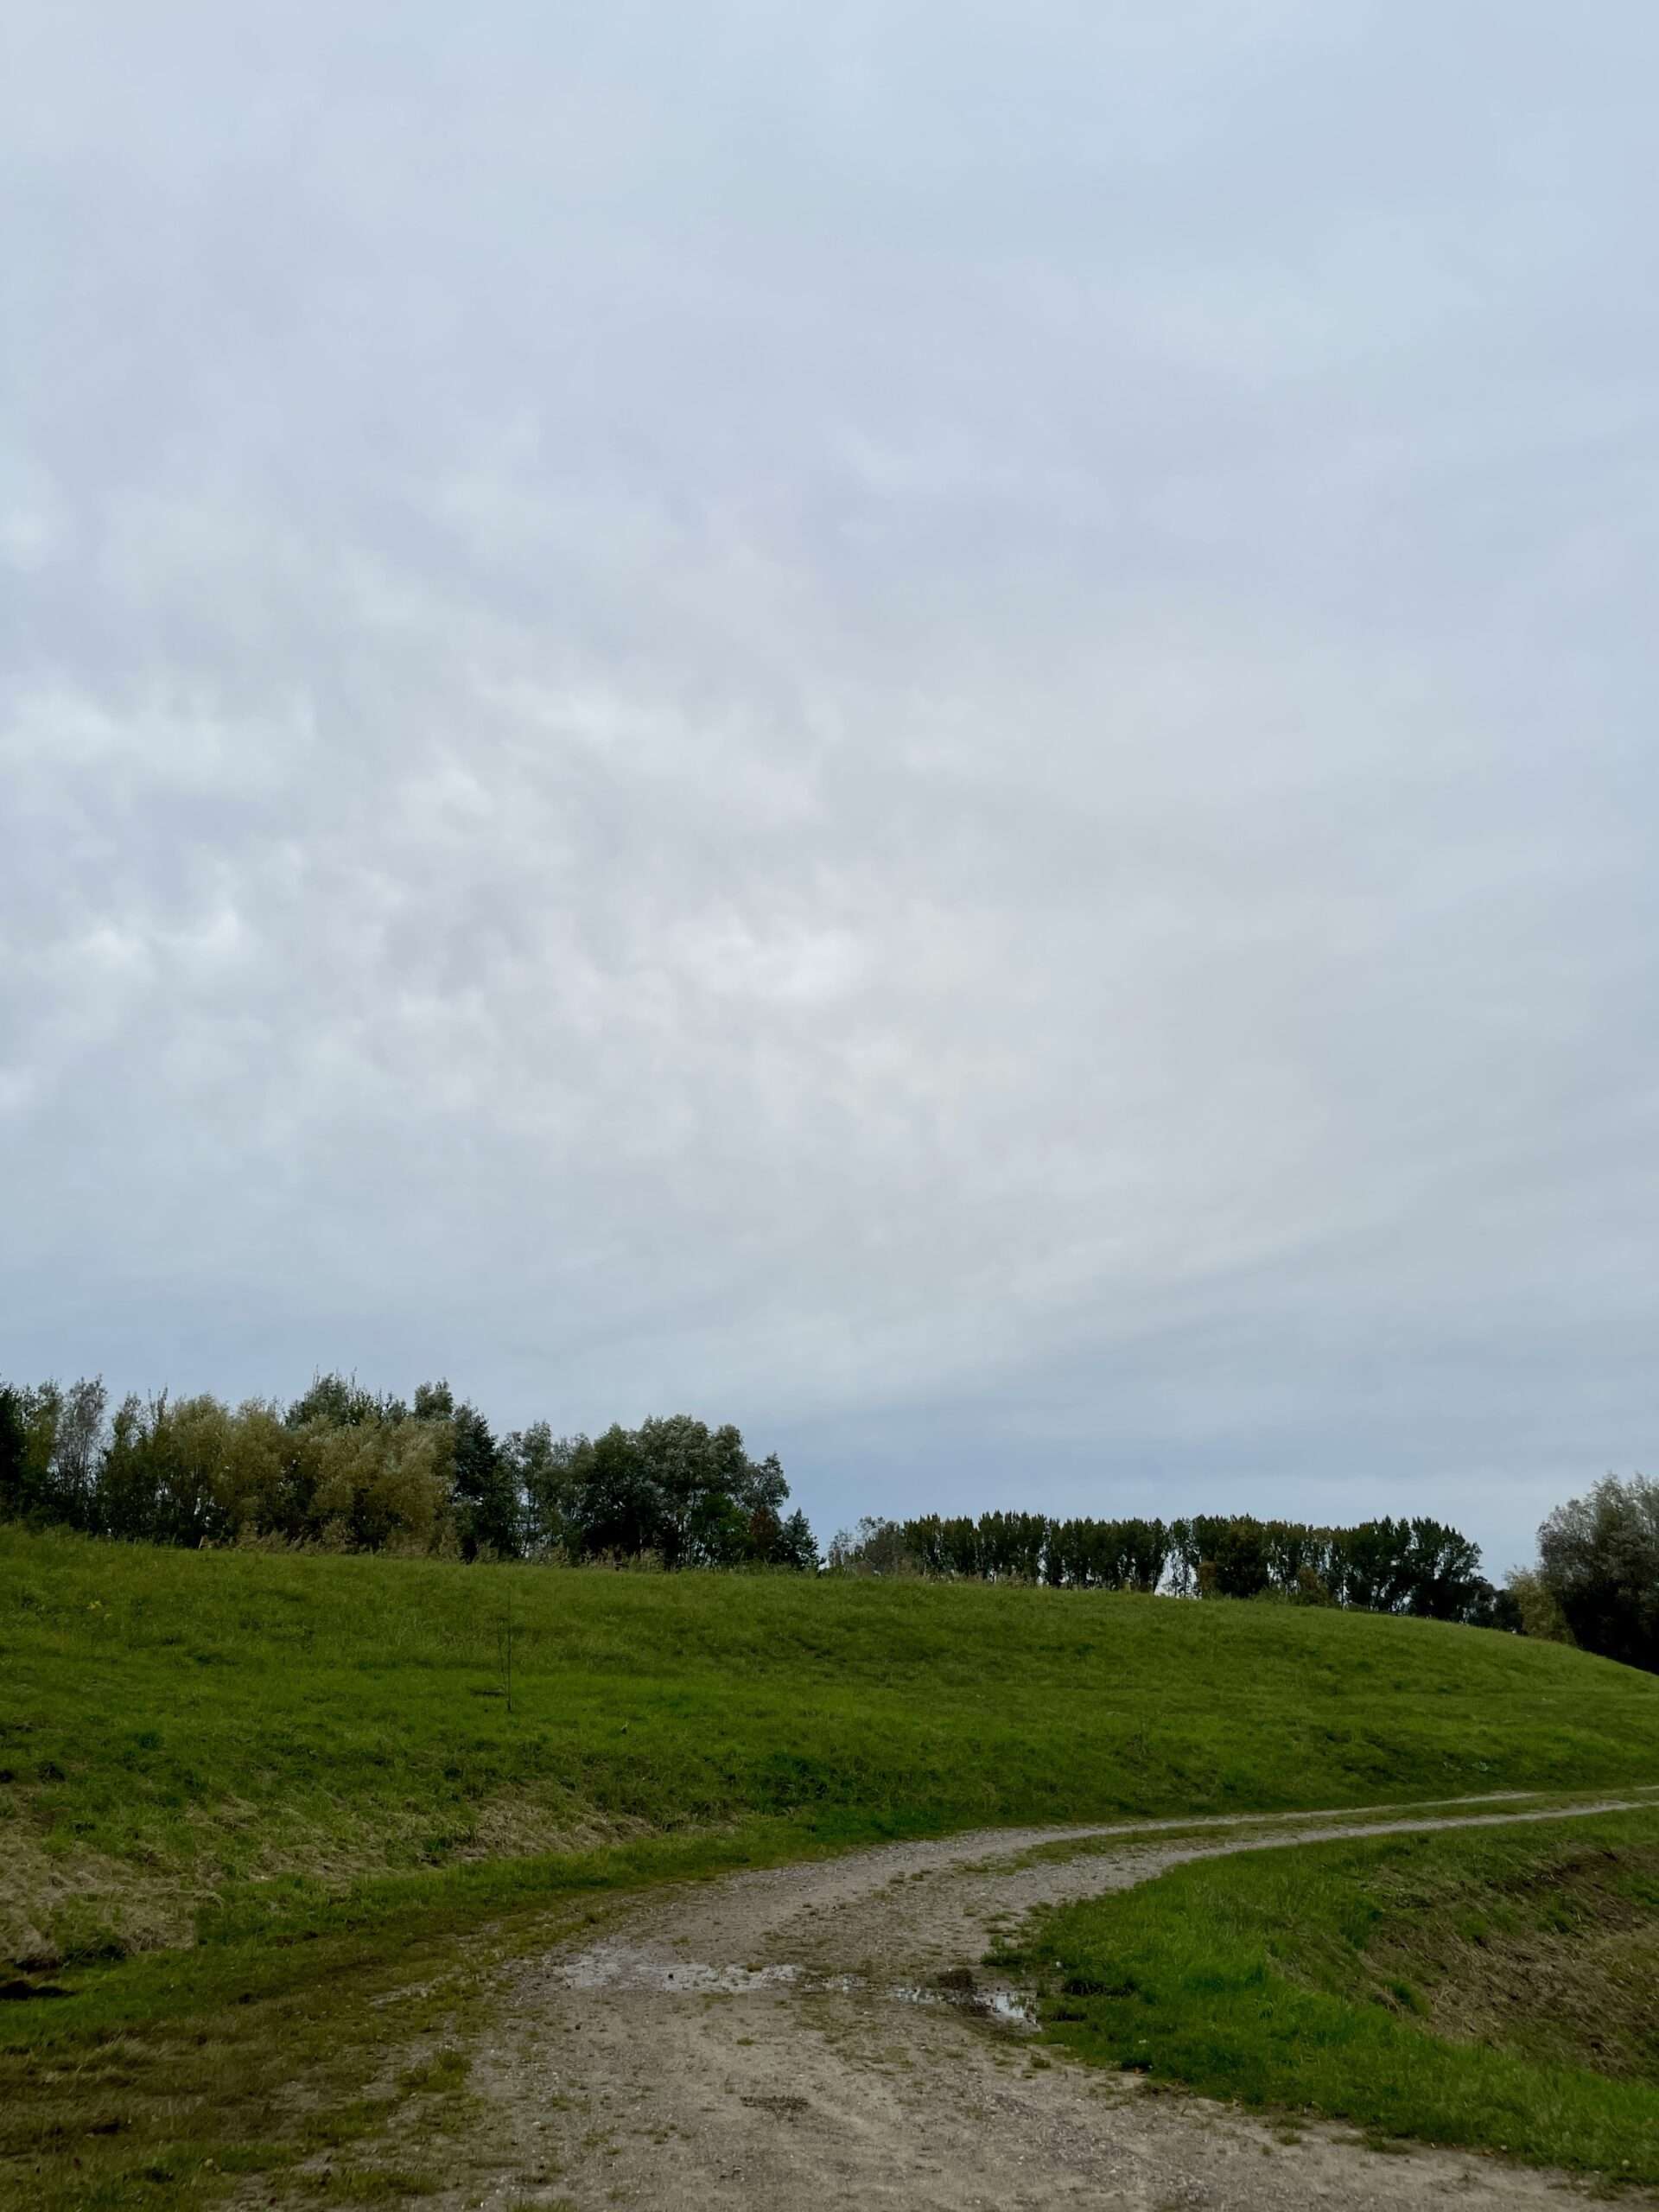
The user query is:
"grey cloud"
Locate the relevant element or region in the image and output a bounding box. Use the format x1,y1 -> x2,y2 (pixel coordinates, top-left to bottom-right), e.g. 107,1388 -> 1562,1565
3,1 -> 1657,1570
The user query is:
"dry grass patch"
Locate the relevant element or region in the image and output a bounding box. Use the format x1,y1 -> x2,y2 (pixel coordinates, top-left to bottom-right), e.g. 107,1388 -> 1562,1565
1371,1841 -> 1659,2080
1,1786 -> 654,1969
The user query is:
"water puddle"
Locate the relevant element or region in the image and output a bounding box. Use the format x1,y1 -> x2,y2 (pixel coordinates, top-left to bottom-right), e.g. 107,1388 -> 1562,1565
819,1973 -> 1038,2028
931,1982 -> 1039,2028
556,1945 -> 1036,2027
559,1945 -> 804,1997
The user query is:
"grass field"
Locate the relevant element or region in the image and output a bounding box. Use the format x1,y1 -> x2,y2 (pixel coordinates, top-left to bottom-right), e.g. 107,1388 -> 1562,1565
6,1527 -> 1659,2209
999,1809 -> 1659,2181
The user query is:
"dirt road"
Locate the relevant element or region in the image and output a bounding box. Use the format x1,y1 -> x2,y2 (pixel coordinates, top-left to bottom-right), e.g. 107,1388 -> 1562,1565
437,1793 -> 1654,2209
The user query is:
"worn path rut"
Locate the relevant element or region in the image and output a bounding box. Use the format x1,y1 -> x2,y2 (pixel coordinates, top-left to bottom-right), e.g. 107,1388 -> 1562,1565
432,1790 -> 1657,2210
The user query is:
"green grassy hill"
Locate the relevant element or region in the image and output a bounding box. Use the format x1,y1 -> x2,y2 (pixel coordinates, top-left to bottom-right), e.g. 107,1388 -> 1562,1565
5,1527 -> 1659,2211
8,1525 -> 1659,1970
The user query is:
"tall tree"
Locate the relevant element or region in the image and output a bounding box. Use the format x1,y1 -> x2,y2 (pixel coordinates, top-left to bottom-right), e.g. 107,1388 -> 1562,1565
50,1377 -> 108,1529
503,1422 -> 582,1556
1538,1476 -> 1659,1672
450,1401 -> 519,1560
0,1386 -> 28,1522
573,1424 -> 660,1557
285,1371 -> 385,1429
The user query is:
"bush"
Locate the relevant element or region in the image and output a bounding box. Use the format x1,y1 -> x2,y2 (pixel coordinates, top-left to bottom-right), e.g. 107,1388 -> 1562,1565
1504,1567 -> 1574,1645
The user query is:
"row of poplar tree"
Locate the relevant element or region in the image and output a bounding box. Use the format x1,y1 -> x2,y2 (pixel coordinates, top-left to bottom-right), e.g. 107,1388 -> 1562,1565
830,1508 -> 1513,1623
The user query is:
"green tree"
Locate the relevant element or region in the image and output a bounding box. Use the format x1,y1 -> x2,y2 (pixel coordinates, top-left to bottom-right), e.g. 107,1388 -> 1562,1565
0,1382 -> 85,1526
1194,1516 -> 1271,1599
976,1510 -> 1048,1583
1505,1565 -> 1574,1643
504,1422 -> 582,1555
100,1393 -> 162,1540
572,1424 -> 660,1558
769,1507 -> 819,1572
285,1371 -> 385,1429
95,1393 -> 235,1547
1400,1517 -> 1484,1619
450,1402 -> 518,1559
828,1516 -> 913,1574
1461,1577 -> 1522,1631
51,1376 -> 108,1529
0,1386 -> 28,1522
412,1378 -> 456,1423
1537,1476 -> 1659,1672
1332,1519 -> 1414,1612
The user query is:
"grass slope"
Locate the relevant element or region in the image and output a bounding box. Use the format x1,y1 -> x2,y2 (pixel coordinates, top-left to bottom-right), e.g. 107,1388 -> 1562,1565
1001,1809 -> 1659,2183
10,1527 -> 1659,1966
5,1527 -> 1659,2209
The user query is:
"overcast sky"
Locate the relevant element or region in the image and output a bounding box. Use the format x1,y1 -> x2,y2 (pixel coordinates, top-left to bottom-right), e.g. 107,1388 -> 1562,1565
3,2 -> 1656,1570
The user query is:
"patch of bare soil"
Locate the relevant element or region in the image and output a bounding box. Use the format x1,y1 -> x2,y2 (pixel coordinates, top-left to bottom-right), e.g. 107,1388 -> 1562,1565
416,1796 -> 1656,2211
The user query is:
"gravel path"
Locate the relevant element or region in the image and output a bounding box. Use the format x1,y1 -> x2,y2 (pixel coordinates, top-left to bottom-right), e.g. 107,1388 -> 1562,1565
435,1790 -> 1656,2210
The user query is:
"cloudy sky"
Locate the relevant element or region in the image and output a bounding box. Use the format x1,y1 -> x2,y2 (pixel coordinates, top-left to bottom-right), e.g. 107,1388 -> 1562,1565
4,2 -> 1656,1569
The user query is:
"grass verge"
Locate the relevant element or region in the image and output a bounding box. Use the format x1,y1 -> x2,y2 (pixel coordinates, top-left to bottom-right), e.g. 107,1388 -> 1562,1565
0,1816 -> 850,2212
995,1808 -> 1659,2184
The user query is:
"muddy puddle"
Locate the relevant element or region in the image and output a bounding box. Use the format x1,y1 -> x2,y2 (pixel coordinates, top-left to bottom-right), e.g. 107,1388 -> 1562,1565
558,1946 -> 804,1998
556,1942 -> 1038,2028
880,1979 -> 1037,2027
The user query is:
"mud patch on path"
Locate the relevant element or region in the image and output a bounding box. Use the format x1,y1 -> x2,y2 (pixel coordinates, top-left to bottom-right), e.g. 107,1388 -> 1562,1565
557,1942 -> 804,1997
556,1940 -> 1042,2026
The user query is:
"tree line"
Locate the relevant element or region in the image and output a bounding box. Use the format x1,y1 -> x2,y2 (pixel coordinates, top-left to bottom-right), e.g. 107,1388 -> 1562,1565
828,1509 -> 1510,1623
0,1374 -> 817,1569
4,1370 -> 1652,1672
